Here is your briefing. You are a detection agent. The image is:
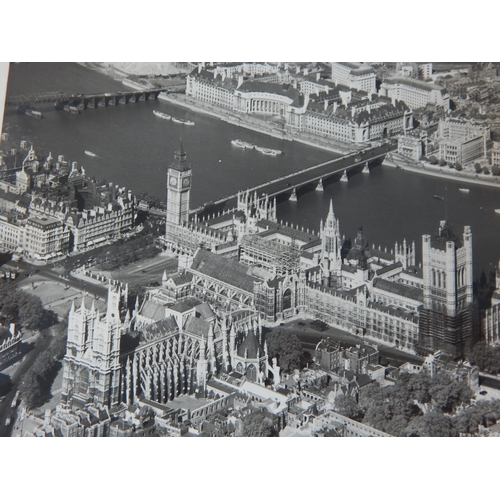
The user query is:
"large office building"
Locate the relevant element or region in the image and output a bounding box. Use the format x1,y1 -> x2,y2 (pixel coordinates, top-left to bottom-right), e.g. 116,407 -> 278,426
330,63 -> 377,93
0,143 -> 136,259
379,77 -> 450,110
185,65 -> 413,144
436,118 -> 489,165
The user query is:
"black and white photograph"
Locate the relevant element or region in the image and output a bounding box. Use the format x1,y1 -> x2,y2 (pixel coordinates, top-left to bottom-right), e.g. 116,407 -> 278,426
4,58 -> 500,442
1,5 -> 499,468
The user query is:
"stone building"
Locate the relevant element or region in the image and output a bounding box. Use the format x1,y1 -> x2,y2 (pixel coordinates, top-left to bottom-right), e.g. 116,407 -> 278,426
379,77 -> 450,110
185,64 -> 413,144
162,145 -> 477,358
330,62 -> 377,93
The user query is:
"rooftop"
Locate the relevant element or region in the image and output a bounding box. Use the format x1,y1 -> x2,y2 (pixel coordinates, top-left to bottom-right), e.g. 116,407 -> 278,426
140,300 -> 166,322
168,297 -> 201,313
190,248 -> 262,293
383,76 -> 445,92
237,330 -> 265,359
372,278 -> 423,302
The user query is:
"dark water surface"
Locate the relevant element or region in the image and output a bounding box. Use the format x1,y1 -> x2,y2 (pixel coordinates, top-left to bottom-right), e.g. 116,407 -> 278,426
3,63 -> 500,278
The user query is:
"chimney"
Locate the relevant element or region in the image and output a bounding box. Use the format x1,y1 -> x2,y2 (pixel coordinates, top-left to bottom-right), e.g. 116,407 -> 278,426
316,72 -> 320,81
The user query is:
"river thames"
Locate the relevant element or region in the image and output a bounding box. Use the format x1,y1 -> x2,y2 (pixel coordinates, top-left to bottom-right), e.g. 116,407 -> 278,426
3,63 -> 500,279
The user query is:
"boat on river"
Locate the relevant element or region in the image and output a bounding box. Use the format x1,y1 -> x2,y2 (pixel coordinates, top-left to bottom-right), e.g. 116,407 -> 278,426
433,195 -> 444,200
261,148 -> 280,156
172,117 -> 195,126
153,110 -> 171,120
231,139 -> 255,149
495,209 -> 500,214
84,150 -> 98,157
255,146 -> 282,155
459,188 -> 470,193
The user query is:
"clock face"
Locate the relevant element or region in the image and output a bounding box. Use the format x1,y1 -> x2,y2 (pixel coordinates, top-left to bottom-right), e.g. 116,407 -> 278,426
169,176 -> 178,186
182,177 -> 190,187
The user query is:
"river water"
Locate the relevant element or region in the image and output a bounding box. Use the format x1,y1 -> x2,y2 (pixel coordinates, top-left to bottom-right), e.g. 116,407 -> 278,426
3,63 -> 500,278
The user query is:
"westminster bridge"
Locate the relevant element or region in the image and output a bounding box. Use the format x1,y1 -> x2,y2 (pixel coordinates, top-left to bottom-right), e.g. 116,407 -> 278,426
192,142 -> 397,216
144,142 -> 397,220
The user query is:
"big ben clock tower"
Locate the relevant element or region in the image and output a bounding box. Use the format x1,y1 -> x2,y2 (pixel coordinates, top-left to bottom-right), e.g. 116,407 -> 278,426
165,141 -> 192,242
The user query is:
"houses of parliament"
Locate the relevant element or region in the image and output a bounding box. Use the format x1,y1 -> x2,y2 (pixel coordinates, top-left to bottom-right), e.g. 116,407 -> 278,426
160,142 -> 477,357
40,142 -> 479,436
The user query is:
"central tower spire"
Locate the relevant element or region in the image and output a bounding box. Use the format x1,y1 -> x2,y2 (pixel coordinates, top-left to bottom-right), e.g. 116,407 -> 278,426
171,138 -> 188,171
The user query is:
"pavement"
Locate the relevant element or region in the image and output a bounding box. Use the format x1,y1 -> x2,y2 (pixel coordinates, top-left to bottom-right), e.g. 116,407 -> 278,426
475,385 -> 500,402
20,279 -> 106,320
88,252 -> 178,287
385,152 -> 500,190
279,423 -> 314,437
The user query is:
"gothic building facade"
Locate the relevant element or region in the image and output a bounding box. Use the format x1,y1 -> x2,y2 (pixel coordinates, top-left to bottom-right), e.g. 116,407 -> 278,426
59,281 -> 280,416
162,145 -> 477,357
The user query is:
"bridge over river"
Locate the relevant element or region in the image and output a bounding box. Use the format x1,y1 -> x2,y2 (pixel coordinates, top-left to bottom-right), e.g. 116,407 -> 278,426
194,142 -> 397,214
145,142 -> 397,219
5,88 -> 168,113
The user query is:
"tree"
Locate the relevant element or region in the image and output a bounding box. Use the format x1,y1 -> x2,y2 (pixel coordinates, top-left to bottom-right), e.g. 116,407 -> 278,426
427,372 -> 473,413
438,158 -> 447,167
491,165 -> 500,176
474,163 -> 482,173
466,342 -> 500,374
19,345 -> 61,410
360,382 -> 420,436
454,400 -> 500,435
406,411 -> 457,437
240,410 -> 278,437
334,394 -> 364,421
428,155 -> 438,165
0,373 -> 13,397
50,320 -> 68,360
454,162 -> 463,171
265,329 -> 304,373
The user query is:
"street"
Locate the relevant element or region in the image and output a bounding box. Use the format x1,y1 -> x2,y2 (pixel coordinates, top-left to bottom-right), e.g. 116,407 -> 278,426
0,332 -> 52,437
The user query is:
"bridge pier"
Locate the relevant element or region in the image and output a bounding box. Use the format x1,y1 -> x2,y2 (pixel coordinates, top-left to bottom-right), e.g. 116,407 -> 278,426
289,187 -> 297,202
316,178 -> 324,192
363,162 -> 370,173
340,169 -> 349,182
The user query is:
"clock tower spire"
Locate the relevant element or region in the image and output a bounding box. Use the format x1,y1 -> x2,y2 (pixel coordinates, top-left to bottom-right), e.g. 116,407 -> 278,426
165,139 -> 192,246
